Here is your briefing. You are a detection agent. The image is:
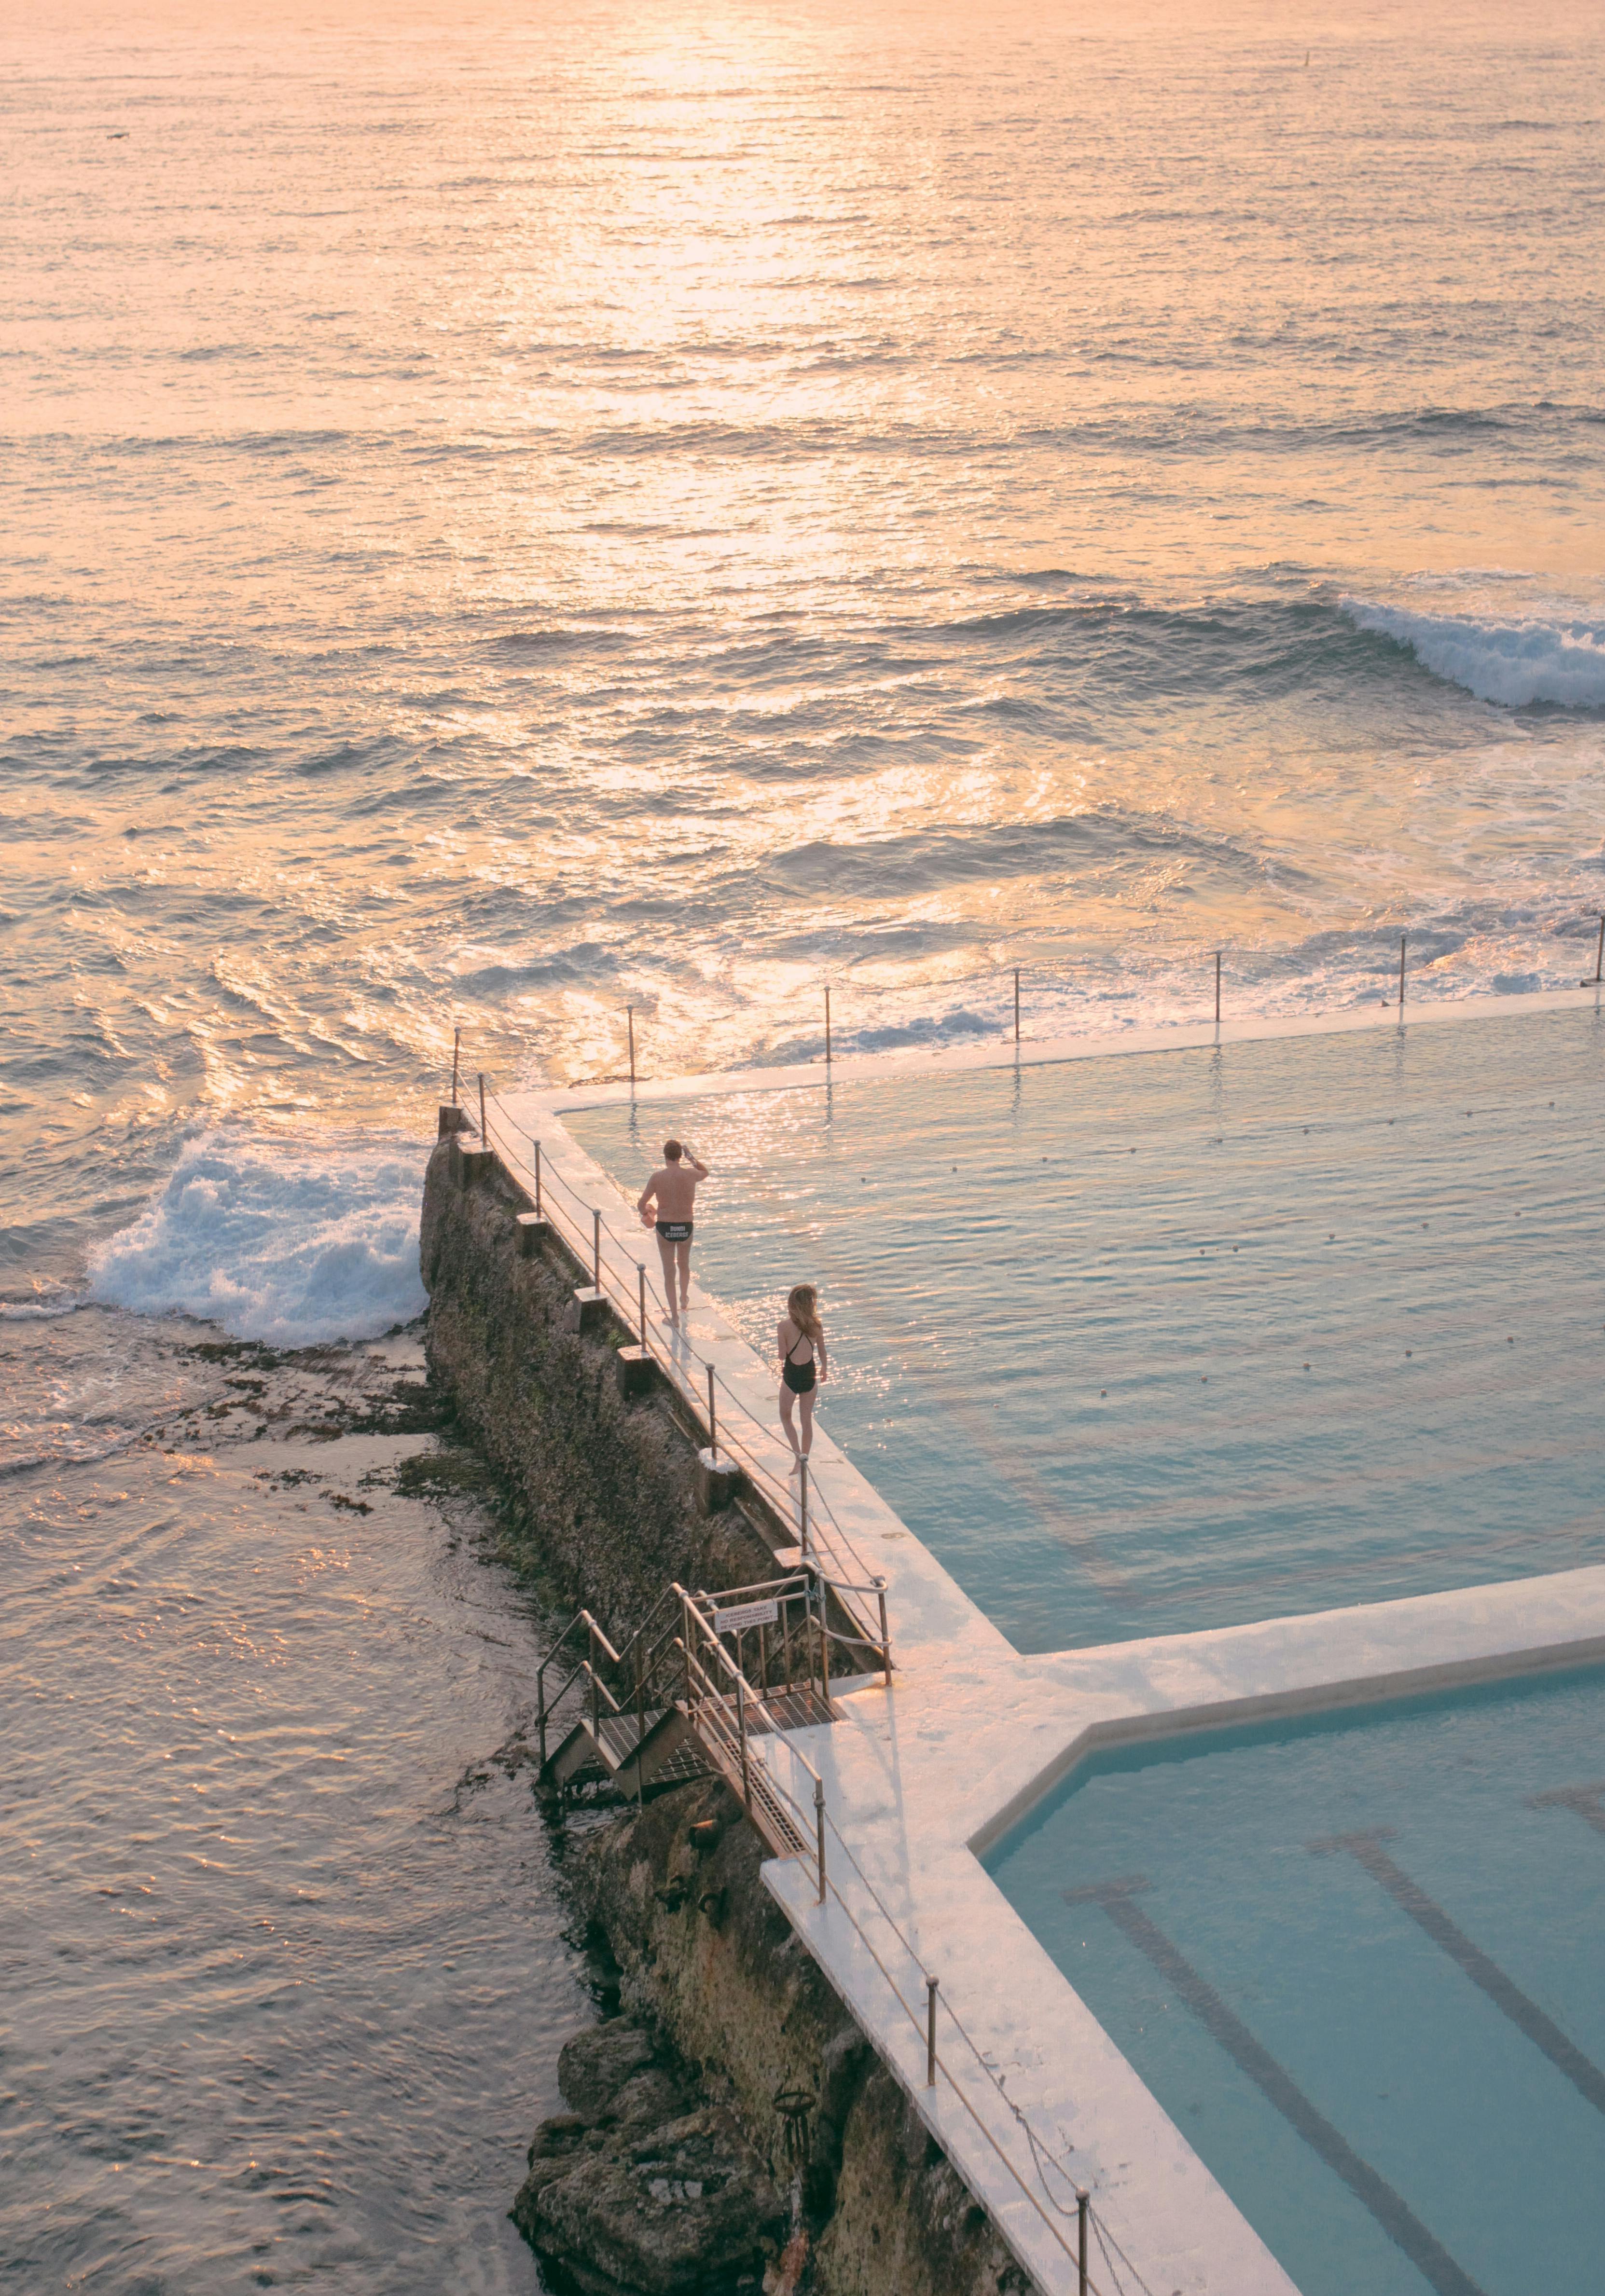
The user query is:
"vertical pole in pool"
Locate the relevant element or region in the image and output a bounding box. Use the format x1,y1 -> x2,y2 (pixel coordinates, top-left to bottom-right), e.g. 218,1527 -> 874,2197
533,1140 -> 541,1216
1214,950 -> 1221,1027
478,1072 -> 487,1143
1584,914 -> 1605,987
1398,930 -> 1408,1010
1076,2190 -> 1089,2296
592,1208 -> 600,1290
706,1363 -> 717,1463
451,1026 -> 460,1103
1013,966 -> 1021,1044
627,1005 -> 636,1086
825,986 -> 832,1065
925,1976 -> 939,2086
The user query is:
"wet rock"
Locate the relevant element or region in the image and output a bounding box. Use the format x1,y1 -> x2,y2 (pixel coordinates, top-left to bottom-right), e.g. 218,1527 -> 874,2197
608,2065 -> 689,2129
558,2017 -> 657,2121
516,2105 -> 783,2296
521,2112 -> 594,2200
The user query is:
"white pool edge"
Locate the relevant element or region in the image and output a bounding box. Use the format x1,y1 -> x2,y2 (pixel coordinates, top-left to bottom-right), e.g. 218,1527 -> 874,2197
493,1076 -> 1605,2296
547,982 -> 1605,1111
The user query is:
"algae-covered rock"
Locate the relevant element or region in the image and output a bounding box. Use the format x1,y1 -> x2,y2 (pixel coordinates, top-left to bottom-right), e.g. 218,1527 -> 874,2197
558,2017 -> 657,2122
515,2104 -> 783,2296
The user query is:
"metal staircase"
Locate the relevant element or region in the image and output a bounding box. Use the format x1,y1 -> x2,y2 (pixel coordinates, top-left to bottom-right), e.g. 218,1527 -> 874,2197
535,1572 -> 847,1862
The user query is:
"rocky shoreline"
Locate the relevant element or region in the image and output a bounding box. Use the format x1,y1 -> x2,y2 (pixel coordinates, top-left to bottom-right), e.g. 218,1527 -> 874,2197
514,1775 -> 1029,2296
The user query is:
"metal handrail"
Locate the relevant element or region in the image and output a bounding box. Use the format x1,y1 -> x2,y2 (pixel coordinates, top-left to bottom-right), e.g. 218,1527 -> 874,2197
471,1093 -> 892,1675
747,1726 -> 1095,2284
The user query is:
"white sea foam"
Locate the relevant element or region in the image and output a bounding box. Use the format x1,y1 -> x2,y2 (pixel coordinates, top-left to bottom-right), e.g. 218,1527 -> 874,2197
1342,597 -> 1605,708
88,1129 -> 428,1347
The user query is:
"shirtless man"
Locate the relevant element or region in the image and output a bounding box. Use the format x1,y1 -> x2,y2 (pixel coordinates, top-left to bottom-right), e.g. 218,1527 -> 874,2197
636,1139 -> 708,1326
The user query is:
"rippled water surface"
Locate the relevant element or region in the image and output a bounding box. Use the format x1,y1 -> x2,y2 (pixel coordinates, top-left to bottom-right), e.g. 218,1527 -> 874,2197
0,1326 -> 585,2295
4,0 -> 1604,2283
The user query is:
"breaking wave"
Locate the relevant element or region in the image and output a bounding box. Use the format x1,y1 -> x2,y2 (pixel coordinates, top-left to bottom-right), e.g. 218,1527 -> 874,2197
1342,598 -> 1605,708
87,1130 -> 427,1347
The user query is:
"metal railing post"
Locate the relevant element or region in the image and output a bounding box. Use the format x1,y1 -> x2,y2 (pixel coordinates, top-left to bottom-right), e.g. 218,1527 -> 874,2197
735,1670 -> 752,1812
592,1208 -> 601,1290
876,1576 -> 890,1677
1214,949 -> 1221,1026
637,1263 -> 648,1348
825,985 -> 831,1064
815,1774 -> 827,1905
926,1975 -> 939,2087
634,1643 -> 646,1806
799,1456 -> 810,1559
627,1005 -> 636,1085
706,1363 -> 717,1461
1398,930 -> 1407,1010
1077,2190 -> 1089,2296
1013,966 -> 1020,1044
1584,913 -> 1605,987
478,1071 -> 487,1143
816,1569 -> 831,1709
451,1026 -> 460,1103
533,1140 -> 541,1216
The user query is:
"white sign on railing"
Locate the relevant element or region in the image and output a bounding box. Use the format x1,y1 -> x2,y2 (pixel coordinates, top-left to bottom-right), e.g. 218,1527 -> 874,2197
712,1598 -> 779,1636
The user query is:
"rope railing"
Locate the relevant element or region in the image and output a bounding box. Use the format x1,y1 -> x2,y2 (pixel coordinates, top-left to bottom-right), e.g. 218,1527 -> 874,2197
568,928 -> 1605,1088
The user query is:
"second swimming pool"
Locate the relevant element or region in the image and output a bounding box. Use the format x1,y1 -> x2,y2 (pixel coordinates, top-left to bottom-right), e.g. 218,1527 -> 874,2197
984,1664 -> 1605,2296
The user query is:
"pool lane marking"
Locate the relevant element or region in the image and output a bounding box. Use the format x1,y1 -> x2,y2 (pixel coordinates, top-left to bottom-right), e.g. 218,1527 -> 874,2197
1529,1778 -> 1605,1836
1064,1875 -> 1487,2296
1308,1829 -> 1605,2118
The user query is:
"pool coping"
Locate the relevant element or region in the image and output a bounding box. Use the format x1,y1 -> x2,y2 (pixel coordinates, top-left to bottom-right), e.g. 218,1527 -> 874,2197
495,1035 -> 1605,2296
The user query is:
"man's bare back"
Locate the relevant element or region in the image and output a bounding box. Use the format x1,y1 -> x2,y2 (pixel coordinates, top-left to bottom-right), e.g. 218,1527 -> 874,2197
636,1139 -> 708,1323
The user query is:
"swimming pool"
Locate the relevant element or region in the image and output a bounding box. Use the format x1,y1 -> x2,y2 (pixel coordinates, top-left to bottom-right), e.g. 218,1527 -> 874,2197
983,1664 -> 1605,2296
566,1008 -> 1605,1653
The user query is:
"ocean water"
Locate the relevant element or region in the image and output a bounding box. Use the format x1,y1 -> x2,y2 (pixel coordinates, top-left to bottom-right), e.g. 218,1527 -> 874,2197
4,0 -> 1604,2284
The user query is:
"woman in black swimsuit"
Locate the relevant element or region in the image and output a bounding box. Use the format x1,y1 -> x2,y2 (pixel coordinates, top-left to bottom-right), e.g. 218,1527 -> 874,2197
777,1283 -> 827,1471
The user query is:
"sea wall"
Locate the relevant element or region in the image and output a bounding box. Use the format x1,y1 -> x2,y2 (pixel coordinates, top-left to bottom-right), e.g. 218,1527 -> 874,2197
418,1130 -> 1032,2296
557,1775 -> 1030,2296
420,1131 -> 773,1632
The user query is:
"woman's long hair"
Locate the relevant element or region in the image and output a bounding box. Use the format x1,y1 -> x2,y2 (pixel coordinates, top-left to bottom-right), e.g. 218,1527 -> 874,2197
786,1283 -> 822,1346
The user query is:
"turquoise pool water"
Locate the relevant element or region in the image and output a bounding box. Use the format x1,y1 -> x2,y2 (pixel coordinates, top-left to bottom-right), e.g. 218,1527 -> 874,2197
984,1665 -> 1605,2296
566,1007 -> 1605,1653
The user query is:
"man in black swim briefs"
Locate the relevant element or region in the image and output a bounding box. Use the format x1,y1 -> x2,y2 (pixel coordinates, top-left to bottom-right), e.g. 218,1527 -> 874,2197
636,1138 -> 708,1326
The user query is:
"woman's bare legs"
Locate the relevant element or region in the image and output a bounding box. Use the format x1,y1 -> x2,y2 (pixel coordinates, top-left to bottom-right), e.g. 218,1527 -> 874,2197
798,1389 -> 815,1458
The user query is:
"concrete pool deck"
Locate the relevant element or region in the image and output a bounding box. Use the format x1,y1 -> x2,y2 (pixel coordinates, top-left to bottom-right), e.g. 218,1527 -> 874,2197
490,1001 -> 1605,2296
